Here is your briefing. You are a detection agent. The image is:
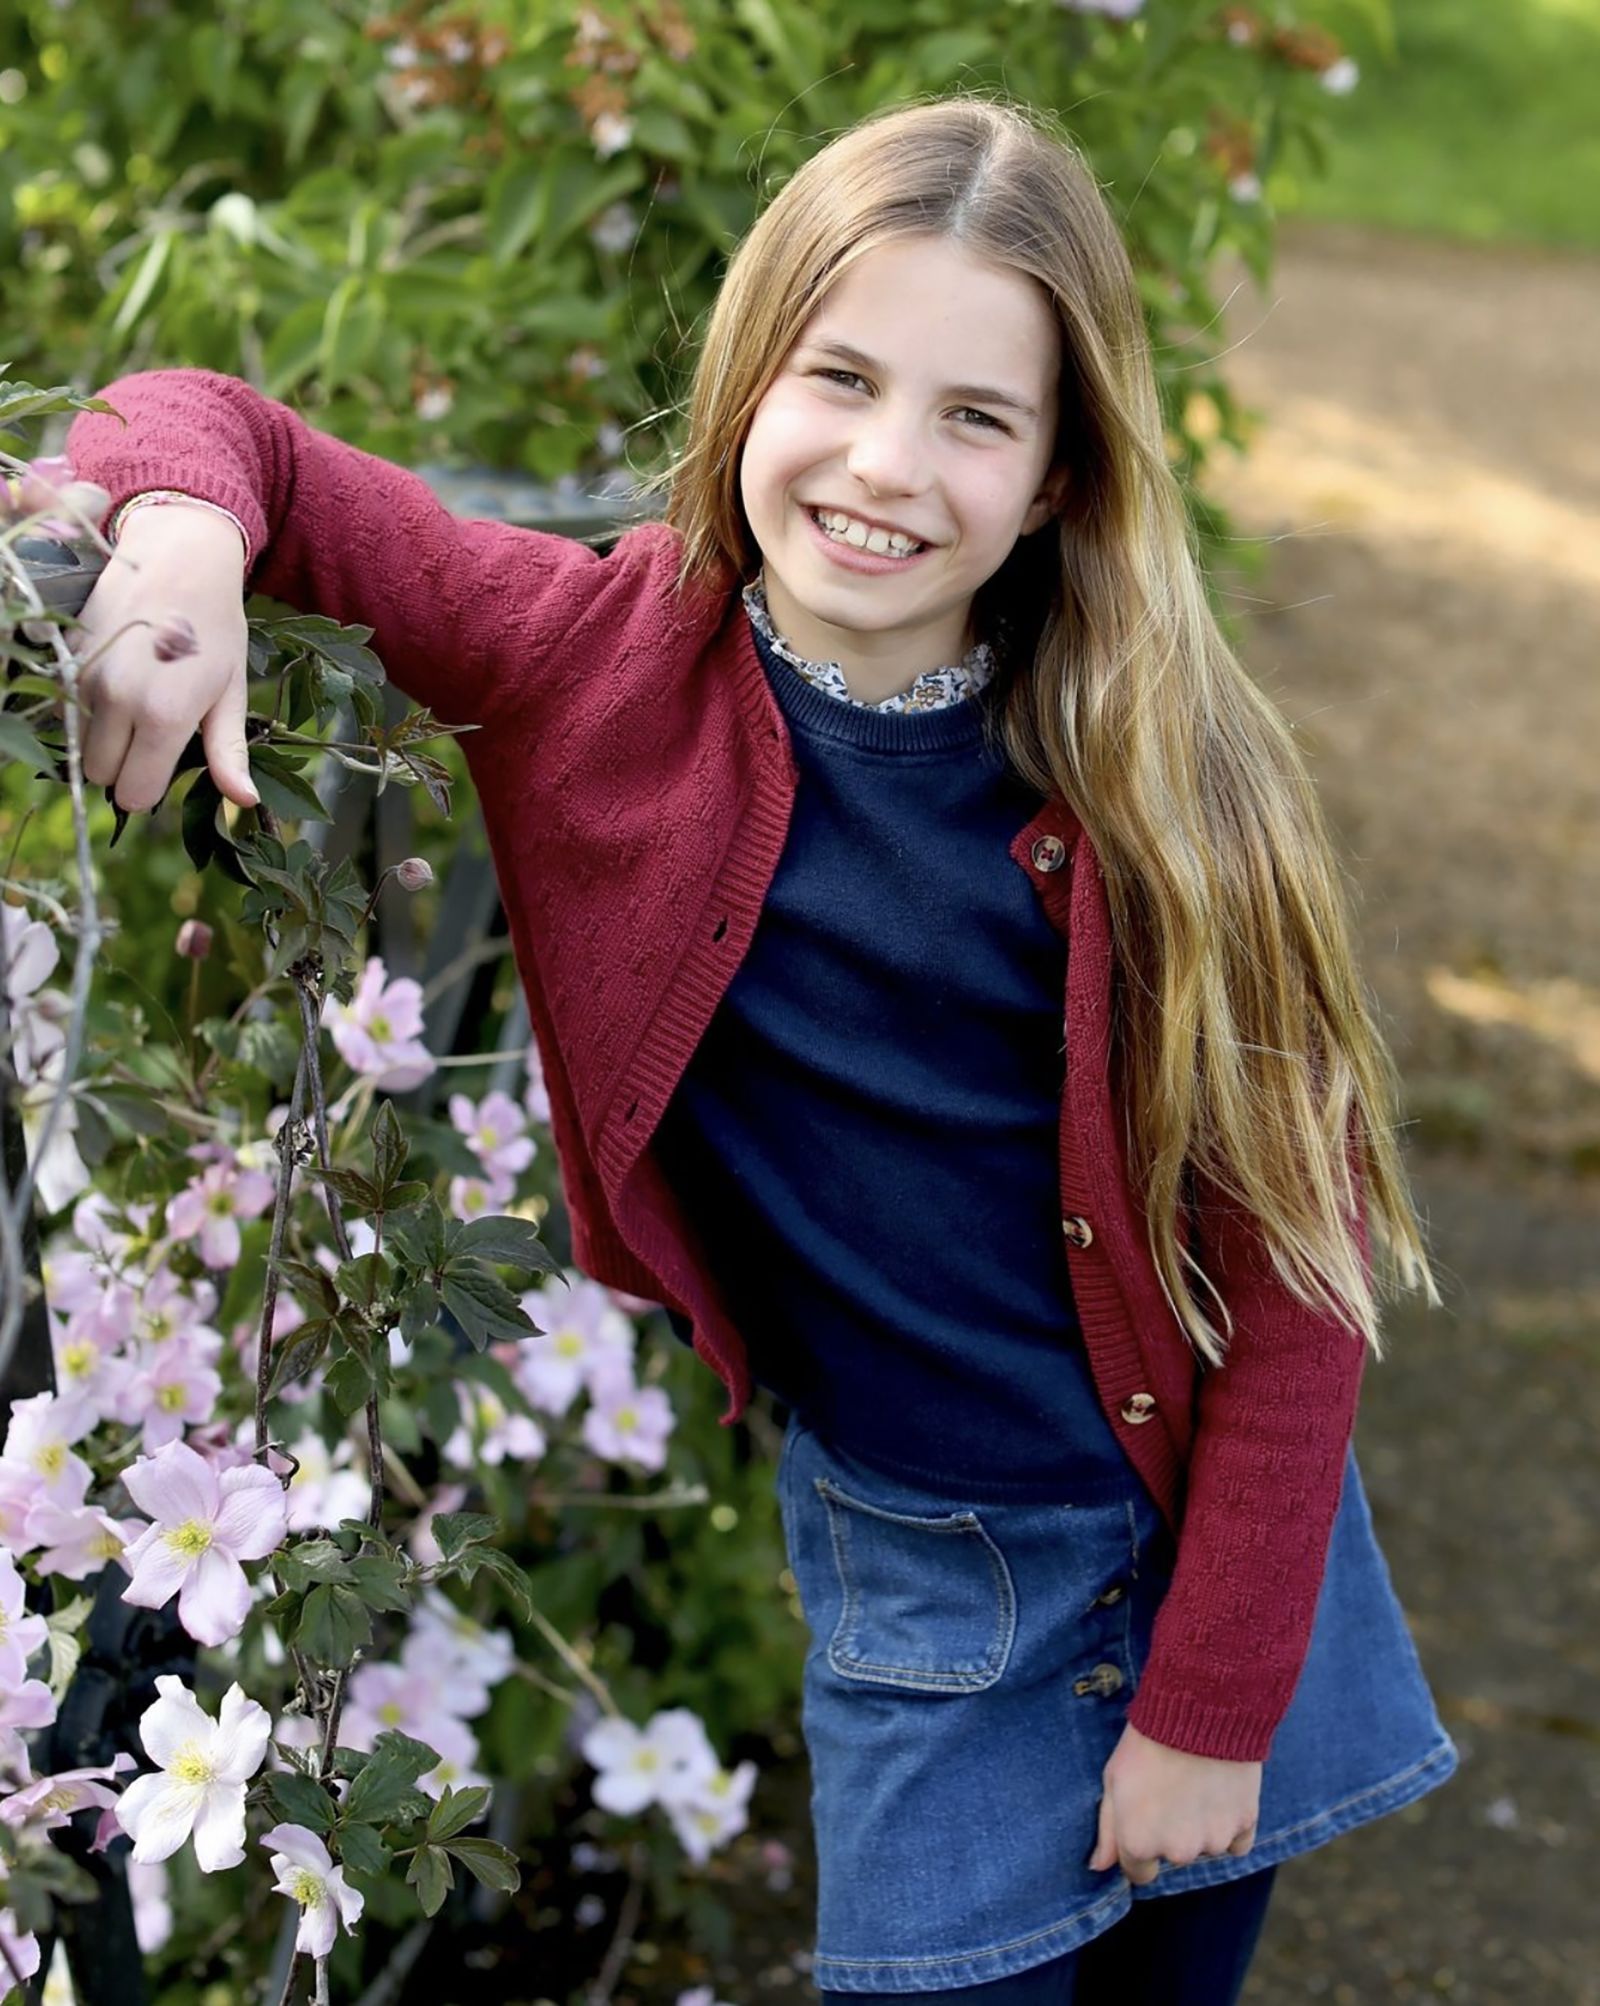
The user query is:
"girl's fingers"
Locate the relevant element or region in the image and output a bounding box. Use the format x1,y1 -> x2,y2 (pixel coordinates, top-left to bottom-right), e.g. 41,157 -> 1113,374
200,677 -> 259,808
80,699 -> 133,793
1087,1790 -> 1117,1872
1226,1826 -> 1257,1857
111,717 -> 192,814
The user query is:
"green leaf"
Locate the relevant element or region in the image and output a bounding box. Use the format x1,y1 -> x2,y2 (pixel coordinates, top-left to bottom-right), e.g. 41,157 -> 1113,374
272,1258 -> 340,1317
344,1553 -> 413,1615
406,1842 -> 453,1917
334,1821 -> 390,1877
42,1596 -> 91,1698
454,1215 -> 557,1279
439,1837 -> 520,1894
371,1096 -> 408,1192
439,1263 -> 538,1351
265,1768 -> 336,1833
425,1785 -> 491,1843
454,1542 -> 533,1621
294,1582 -> 371,1665
386,1203 -> 448,1271
0,712 -> 56,775
324,1350 -> 373,1416
250,743 -> 330,822
304,1165 -> 383,1212
344,1731 -> 438,1825
276,1537 -> 348,1589
266,1318 -> 333,1395
427,1512 -> 499,1564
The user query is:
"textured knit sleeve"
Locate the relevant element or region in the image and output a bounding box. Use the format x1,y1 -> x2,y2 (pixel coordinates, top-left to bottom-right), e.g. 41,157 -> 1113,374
1123,1143 -> 1372,1764
64,368 -> 620,730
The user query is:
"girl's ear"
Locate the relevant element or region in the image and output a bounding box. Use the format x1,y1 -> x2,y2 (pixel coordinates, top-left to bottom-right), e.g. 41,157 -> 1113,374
1021,465 -> 1069,539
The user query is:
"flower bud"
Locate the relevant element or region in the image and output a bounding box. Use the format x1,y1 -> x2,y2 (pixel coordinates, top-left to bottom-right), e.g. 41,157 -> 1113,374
175,919 -> 214,960
395,856 -> 434,892
152,615 -> 199,663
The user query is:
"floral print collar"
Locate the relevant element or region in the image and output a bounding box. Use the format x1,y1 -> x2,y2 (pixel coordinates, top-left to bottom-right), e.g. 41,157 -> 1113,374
741,574 -> 996,714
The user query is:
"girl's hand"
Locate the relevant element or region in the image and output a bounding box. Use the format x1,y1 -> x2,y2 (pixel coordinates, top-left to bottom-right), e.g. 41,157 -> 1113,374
1088,1722 -> 1261,1885
71,501 -> 257,814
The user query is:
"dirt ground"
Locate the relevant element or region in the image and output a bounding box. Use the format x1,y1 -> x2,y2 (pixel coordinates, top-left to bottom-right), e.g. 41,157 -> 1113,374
614,220 -> 1600,2006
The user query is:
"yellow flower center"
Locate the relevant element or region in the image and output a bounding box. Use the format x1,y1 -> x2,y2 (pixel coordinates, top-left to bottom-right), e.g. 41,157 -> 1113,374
145,1311 -> 173,1344
158,1382 -> 189,1411
289,1868 -> 325,1908
369,1013 -> 393,1043
463,1185 -> 487,1215
164,1520 -> 213,1558
171,1748 -> 214,1786
378,1702 -> 403,1726
61,1340 -> 98,1380
91,1528 -> 124,1560
616,1406 -> 638,1432
205,1190 -> 233,1218
634,1749 -> 659,1773
290,1861 -> 324,1909
556,1332 -> 582,1357
34,1443 -> 64,1480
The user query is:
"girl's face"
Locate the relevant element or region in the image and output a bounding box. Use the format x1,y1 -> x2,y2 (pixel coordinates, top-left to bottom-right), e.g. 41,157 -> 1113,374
739,233 -> 1066,700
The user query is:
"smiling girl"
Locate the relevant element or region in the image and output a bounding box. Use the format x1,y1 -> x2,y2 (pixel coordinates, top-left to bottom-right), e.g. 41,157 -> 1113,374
67,94 -> 1455,2006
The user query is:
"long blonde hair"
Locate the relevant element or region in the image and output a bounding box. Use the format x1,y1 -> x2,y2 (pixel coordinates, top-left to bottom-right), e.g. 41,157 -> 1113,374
646,93 -> 1439,1365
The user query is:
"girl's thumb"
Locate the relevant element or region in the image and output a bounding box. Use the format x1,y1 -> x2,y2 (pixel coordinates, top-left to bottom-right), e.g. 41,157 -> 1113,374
1087,1790 -> 1117,1872
201,685 -> 258,808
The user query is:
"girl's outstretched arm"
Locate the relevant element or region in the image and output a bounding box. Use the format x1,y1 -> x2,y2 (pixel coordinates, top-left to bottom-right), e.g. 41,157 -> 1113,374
65,368 -> 630,735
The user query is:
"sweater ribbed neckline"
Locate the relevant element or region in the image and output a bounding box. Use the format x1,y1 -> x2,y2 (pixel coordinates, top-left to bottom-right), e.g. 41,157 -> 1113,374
747,618 -> 989,755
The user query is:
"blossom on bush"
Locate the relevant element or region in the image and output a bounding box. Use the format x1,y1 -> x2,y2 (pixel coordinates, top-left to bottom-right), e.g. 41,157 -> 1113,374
262,1823 -> 364,1955
121,1341 -> 224,1452
512,1271 -> 636,1417
47,1314 -> 132,1438
120,1441 -> 288,1646
266,1431 -> 370,1533
322,957 -> 436,1090
114,1677 -> 270,1870
665,1754 -> 760,1866
165,1155 -> 276,1269
25,1499 -> 137,1581
0,1678 -> 57,1769
582,1362 -> 674,1472
127,1859 -> 173,1954
580,1707 -> 719,1817
0,1753 -> 135,1849
0,1549 -> 50,1684
0,1911 -> 39,1993
447,1170 -> 514,1222
402,1587 -> 515,1716
0,1392 -> 93,1508
449,1090 -> 536,1184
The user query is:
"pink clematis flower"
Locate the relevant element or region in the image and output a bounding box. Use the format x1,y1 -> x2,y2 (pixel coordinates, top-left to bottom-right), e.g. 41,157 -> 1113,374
120,1441 -> 288,1647
0,1392 -> 92,1508
0,1753 -> 137,1853
0,1680 -> 57,1771
446,1168 -> 515,1223
322,957 -> 436,1091
165,1158 -> 276,1270
449,1090 -> 537,1183
0,1549 -> 50,1686
121,1341 -> 224,1452
28,1499 -> 141,1581
513,1271 -> 636,1418
582,1361 -> 674,1473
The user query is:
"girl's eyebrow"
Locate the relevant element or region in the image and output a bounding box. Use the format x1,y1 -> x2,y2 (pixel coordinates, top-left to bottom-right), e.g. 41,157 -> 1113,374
802,338 -> 1041,423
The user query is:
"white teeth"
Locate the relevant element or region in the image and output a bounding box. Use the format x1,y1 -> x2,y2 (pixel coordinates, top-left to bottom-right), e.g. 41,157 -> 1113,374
812,508 -> 923,557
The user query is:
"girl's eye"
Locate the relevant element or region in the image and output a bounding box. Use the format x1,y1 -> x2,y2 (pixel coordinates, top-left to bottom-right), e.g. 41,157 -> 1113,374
810,370 -> 1007,434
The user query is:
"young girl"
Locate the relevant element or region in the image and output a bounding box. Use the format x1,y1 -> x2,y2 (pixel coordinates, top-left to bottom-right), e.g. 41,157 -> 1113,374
67,94 -> 1456,2006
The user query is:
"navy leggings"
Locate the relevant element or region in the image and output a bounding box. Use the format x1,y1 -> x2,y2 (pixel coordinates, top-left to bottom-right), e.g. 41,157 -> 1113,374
819,1863 -> 1277,2006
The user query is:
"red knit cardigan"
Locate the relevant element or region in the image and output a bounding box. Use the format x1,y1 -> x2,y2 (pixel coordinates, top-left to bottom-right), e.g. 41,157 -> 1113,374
68,371 -> 1373,1763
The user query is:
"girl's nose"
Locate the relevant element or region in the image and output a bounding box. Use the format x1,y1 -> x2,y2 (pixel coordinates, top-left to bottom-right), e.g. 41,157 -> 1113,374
845,409 -> 929,497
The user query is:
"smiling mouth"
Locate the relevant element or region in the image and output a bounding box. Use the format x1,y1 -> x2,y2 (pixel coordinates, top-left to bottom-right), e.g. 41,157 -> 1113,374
805,506 -> 929,556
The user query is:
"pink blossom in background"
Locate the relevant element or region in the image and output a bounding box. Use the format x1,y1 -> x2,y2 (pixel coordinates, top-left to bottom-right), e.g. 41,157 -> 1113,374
416,1715 -> 488,1801
402,1587 -> 516,1717
262,1823 -> 364,1957
268,1432 -> 369,1533
0,1467 -> 43,1555
582,1365 -> 674,1473
522,1037 -> 551,1123
120,1343 -> 224,1452
664,1755 -> 759,1866
48,1316 -> 133,1438
322,957 -> 437,1091
513,1271 -> 636,1417
26,1499 -> 139,1581
0,1678 -> 57,1770
580,1707 -> 718,1817
0,1910 -> 39,1991
449,1089 -> 537,1183
41,1243 -> 135,1349
131,1265 -> 222,1360
127,1859 -> 173,1953
447,1169 -> 514,1223
120,1442 -> 288,1647
339,1662 -> 439,1751
0,1550 -> 49,1686
0,1753 -> 136,1846
165,1159 -> 276,1269
0,1393 -> 93,1508
441,1384 -> 546,1469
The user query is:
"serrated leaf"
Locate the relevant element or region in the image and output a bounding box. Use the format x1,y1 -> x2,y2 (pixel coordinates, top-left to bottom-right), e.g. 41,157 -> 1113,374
335,1822 -> 390,1877
294,1582 -> 371,1665
455,1542 -> 533,1621
304,1165 -> 383,1212
439,1836 -> 520,1893
385,1204 -> 447,1271
0,712 -> 55,774
266,1318 -> 333,1395
428,1512 -> 499,1563
272,1257 -> 340,1317
454,1215 -> 557,1279
371,1096 -> 408,1193
439,1263 -> 538,1351
407,1842 -> 453,1916
426,1785 -> 491,1843
250,743 -> 330,822
344,1553 -> 413,1615
324,1351 -> 373,1416
265,1769 -> 336,1833
345,1732 -> 438,1825
277,1537 -> 348,1589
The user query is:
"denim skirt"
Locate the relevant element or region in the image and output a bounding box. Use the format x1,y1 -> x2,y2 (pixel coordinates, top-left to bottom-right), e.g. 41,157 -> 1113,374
775,1412 -> 1459,1994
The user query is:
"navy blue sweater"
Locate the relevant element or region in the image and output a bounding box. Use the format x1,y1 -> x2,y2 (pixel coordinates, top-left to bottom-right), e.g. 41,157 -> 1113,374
654,621 -> 1138,1502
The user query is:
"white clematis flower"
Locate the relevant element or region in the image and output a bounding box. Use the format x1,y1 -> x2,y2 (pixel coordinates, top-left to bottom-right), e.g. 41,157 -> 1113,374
114,1676 -> 271,1871
262,1822 -> 364,1956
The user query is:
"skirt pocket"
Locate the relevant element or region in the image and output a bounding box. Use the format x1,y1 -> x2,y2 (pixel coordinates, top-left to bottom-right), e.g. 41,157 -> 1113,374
812,1471 -> 1018,1694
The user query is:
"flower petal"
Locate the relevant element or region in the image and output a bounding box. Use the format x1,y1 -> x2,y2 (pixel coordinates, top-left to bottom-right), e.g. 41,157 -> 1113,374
190,1781 -> 247,1872
117,1774 -> 201,1864
212,1684 -> 272,1782
121,1441 -> 219,1526
176,1548 -> 250,1647
138,1678 -> 212,1768
214,1465 -> 289,1559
